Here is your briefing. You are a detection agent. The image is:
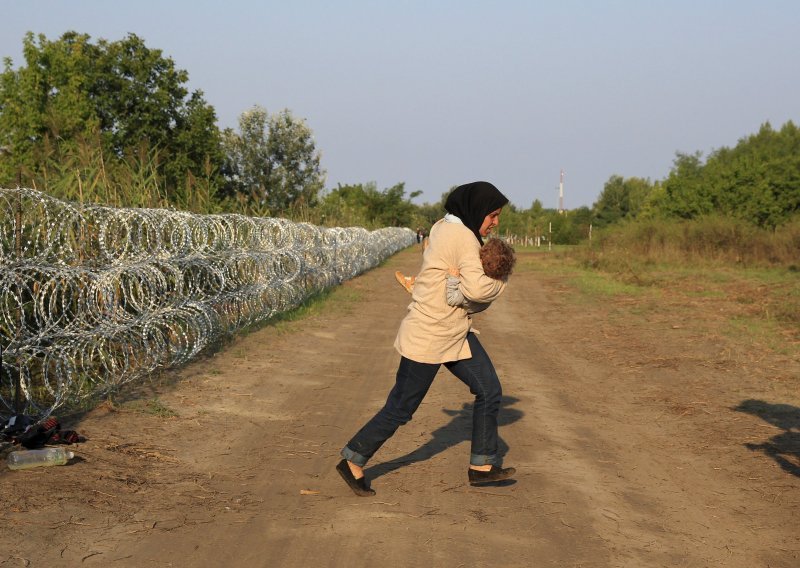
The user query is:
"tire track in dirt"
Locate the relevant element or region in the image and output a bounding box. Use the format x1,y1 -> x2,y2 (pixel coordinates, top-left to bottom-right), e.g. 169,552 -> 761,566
482,267 -> 799,567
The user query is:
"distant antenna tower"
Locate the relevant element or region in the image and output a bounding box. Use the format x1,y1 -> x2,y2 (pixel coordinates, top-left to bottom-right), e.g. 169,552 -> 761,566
558,169 -> 565,213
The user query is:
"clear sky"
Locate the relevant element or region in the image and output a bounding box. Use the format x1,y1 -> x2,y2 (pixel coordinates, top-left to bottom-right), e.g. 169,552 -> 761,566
3,1 -> 799,209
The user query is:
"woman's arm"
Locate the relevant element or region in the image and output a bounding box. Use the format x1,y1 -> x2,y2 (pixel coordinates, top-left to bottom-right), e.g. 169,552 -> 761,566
447,269 -> 491,314
452,235 -> 506,304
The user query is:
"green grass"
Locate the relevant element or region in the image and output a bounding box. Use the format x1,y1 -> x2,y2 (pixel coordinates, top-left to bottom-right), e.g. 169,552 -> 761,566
567,271 -> 645,298
513,248 -> 800,360
266,286 -> 362,333
124,397 -> 177,418
726,315 -> 795,356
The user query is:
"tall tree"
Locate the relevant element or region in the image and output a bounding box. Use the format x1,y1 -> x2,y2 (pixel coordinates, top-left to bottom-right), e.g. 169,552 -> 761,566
221,106 -> 271,204
318,182 -> 418,227
660,151 -> 709,219
0,31 -> 222,202
593,175 -> 654,227
656,122 -> 800,228
222,106 -> 326,213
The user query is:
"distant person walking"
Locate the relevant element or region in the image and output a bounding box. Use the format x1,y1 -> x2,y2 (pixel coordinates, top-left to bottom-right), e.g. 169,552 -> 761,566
337,181 -> 516,496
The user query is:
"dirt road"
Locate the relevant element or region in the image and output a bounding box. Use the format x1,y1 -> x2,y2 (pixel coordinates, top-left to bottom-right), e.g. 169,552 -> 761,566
2,247 -> 798,567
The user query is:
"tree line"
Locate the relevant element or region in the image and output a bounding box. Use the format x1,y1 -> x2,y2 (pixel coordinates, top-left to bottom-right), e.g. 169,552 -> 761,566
0,33 -> 336,216
2,32 -> 797,240
592,121 -> 800,230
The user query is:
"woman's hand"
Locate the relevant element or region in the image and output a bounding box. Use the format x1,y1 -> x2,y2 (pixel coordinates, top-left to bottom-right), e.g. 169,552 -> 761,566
448,266 -> 461,278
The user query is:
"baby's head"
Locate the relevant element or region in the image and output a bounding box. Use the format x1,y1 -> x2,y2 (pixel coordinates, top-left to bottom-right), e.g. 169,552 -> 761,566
480,238 -> 516,280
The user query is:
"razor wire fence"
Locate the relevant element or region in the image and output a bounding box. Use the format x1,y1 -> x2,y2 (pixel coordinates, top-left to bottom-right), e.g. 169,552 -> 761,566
0,188 -> 415,419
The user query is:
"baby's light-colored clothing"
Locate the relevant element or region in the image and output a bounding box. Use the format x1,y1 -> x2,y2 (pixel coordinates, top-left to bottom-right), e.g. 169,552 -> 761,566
446,274 -> 490,314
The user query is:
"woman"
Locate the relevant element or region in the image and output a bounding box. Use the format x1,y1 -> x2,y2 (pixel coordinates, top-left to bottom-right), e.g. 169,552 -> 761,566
337,181 -> 516,496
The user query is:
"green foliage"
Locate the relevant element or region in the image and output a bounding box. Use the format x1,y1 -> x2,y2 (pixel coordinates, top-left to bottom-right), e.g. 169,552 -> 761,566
221,106 -> 326,214
659,122 -> 800,228
592,175 -> 655,227
589,215 -> 800,267
0,31 -> 223,206
413,200 -> 446,230
660,152 -> 708,219
313,182 -> 420,228
4,31 -> 794,251
557,206 -> 593,243
496,202 -> 591,246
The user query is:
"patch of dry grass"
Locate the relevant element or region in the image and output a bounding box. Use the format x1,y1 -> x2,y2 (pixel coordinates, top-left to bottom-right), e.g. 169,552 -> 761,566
514,250 -> 800,361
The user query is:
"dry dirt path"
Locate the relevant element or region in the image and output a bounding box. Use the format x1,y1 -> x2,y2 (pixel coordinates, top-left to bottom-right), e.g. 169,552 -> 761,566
2,247 -> 799,567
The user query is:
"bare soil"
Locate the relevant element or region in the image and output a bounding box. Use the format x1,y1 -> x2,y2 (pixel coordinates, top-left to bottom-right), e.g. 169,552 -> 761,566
1,247 -> 799,567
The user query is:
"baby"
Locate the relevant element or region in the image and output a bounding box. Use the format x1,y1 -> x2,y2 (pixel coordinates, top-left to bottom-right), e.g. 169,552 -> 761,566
395,238 -> 516,312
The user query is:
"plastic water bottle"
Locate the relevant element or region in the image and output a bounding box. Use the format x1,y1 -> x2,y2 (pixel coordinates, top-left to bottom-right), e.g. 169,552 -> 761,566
6,447 -> 75,470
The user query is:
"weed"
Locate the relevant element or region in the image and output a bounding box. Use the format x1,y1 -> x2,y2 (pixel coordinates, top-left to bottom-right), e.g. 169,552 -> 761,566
568,272 -> 644,298
125,397 -> 177,418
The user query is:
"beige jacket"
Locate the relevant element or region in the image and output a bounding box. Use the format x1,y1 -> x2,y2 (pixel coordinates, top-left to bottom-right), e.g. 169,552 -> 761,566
394,218 -> 506,363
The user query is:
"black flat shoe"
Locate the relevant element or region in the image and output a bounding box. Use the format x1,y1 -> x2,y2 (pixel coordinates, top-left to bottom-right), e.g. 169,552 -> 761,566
468,465 -> 516,485
336,459 -> 376,496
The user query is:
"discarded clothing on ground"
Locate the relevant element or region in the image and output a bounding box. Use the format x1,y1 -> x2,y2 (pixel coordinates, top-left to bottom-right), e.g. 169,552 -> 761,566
1,414 -> 83,448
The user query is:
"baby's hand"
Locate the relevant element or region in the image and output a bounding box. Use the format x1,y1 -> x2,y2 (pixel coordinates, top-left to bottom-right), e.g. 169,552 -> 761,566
448,266 -> 460,278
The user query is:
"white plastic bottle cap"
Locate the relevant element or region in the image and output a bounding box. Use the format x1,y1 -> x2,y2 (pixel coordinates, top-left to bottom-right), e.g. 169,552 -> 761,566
66,451 -> 75,460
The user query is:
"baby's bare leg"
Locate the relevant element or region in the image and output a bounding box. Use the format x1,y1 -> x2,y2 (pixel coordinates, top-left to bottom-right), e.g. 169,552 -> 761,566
395,271 -> 416,293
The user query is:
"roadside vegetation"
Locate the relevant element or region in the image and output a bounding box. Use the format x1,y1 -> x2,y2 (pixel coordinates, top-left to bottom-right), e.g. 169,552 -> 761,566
1,31 -> 798,314
515,246 -> 799,362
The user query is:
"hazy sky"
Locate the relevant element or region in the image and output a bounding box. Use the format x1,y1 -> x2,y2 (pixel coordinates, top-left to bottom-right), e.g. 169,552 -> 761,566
3,1 -> 799,209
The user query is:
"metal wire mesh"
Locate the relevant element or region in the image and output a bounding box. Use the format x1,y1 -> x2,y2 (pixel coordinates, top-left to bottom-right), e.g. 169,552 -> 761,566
0,188 -> 415,418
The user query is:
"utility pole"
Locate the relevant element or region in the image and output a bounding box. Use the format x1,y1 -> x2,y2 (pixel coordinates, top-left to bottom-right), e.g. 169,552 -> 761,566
558,169 -> 565,214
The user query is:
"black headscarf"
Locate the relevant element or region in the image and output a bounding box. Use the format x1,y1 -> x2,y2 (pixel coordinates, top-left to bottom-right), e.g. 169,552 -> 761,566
444,181 -> 509,244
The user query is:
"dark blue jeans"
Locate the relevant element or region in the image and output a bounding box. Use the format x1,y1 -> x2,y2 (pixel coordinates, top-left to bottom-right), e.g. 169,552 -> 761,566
341,333 -> 502,467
